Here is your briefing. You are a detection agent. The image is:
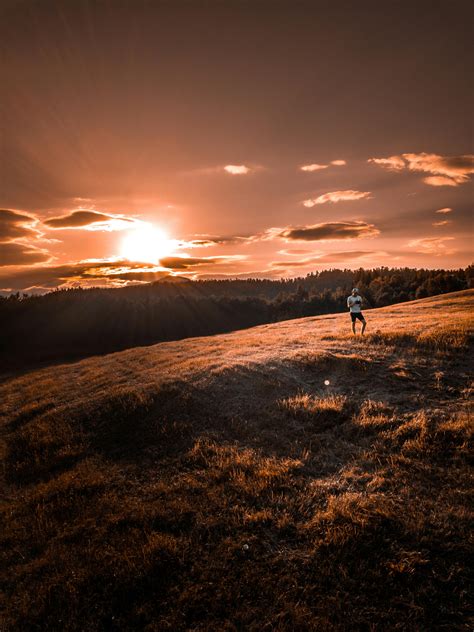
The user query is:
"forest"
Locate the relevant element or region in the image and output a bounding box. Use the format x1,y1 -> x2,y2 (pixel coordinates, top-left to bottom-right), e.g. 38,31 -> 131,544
1,266 -> 472,371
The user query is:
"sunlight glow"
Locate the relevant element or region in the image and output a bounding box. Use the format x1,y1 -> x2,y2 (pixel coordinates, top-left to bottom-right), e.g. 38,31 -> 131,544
120,224 -> 177,263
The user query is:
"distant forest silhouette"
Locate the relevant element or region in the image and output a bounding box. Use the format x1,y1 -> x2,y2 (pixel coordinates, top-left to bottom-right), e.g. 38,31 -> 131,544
1,266 -> 472,371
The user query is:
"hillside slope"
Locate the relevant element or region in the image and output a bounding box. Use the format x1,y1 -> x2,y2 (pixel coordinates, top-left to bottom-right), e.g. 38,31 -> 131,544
1,290 -> 473,631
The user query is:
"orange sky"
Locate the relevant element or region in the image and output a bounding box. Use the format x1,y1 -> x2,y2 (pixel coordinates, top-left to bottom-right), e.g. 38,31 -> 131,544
1,0 -> 472,292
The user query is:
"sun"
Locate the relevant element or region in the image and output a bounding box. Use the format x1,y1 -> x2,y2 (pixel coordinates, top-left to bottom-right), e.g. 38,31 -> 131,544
120,224 -> 176,264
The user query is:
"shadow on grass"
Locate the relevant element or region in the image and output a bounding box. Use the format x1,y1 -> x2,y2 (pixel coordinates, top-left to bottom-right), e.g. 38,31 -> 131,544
2,348 -> 441,486
2,345 -> 472,631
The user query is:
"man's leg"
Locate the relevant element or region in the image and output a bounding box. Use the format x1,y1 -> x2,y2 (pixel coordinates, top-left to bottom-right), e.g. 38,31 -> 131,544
351,316 -> 356,334
361,318 -> 366,335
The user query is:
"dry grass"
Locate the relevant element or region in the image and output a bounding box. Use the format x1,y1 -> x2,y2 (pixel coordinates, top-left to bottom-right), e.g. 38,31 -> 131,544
0,290 -> 473,631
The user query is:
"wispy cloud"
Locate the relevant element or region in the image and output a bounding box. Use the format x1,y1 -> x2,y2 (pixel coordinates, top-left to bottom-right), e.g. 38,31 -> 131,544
407,236 -> 456,256
278,221 -> 379,241
369,152 -> 474,186
271,250 -> 383,267
436,207 -> 453,214
223,165 -> 251,175
368,156 -> 405,171
432,220 -> 451,227
300,159 -> 346,172
423,176 -> 459,187
277,248 -> 313,255
303,190 -> 371,207
159,255 -> 246,270
44,210 -> 139,231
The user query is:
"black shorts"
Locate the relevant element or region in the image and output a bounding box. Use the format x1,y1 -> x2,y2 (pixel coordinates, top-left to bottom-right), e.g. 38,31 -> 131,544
350,312 -> 365,322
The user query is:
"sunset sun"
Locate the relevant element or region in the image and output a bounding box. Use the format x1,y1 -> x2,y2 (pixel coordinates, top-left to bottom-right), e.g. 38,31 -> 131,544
120,225 -> 176,264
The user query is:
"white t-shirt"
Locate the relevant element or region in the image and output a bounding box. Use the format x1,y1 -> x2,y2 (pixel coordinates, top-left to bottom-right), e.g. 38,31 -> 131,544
347,295 -> 362,312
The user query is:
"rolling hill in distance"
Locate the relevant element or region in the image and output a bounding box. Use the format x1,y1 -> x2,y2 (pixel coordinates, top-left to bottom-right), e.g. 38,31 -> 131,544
1,290 -> 472,630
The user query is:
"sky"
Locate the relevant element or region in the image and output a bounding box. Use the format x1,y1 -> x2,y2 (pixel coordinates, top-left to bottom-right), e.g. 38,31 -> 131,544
1,0 -> 473,292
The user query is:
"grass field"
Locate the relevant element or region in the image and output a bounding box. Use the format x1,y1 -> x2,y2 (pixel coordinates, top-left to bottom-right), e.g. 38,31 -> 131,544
1,290 -> 473,631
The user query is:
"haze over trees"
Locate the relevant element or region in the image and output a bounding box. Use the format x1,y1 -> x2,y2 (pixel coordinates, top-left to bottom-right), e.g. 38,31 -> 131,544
1,266 -> 472,370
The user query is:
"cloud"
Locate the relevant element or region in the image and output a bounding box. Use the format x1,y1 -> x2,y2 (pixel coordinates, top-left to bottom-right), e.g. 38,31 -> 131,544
422,176 -> 459,187
0,209 -> 39,240
44,209 -> 138,231
300,164 -> 328,172
223,165 -> 250,175
303,190 -> 371,207
300,160 -> 346,172
193,270 -> 281,281
277,248 -> 313,255
159,255 -> 245,270
279,221 -> 379,241
0,241 -> 51,266
404,153 -> 474,184
407,237 -> 456,256
0,259 -> 169,291
368,156 -> 405,171
432,220 -> 451,227
44,210 -> 114,228
271,260 -> 314,268
435,207 -> 453,214
181,234 -> 259,248
316,250 -> 385,264
369,152 -> 474,186
80,262 -> 170,283
271,250 -> 382,268
0,209 -> 52,266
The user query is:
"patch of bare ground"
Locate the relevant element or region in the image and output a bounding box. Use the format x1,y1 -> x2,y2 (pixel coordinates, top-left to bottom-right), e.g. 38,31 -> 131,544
0,290 -> 473,630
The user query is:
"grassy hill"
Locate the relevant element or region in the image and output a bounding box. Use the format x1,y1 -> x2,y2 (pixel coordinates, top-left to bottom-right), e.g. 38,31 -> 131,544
1,290 -> 472,631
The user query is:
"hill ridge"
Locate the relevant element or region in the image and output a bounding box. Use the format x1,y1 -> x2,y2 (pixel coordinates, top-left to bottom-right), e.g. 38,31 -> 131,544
1,289 -> 472,630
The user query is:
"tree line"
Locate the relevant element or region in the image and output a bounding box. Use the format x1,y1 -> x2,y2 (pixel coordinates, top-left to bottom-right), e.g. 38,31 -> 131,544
1,265 -> 472,371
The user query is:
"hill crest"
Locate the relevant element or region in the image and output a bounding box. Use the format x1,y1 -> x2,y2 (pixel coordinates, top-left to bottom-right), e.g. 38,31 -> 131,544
1,290 -> 472,630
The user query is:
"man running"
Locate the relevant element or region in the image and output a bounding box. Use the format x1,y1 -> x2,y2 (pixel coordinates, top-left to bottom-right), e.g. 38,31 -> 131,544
347,287 -> 366,335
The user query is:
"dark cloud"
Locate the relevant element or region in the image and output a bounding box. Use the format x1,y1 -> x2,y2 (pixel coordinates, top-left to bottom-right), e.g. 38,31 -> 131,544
0,241 -> 51,266
185,240 -> 218,247
183,234 -> 259,247
159,256 -> 241,270
0,259 -> 163,290
279,221 -> 379,241
43,210 -> 116,228
0,209 -> 38,240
